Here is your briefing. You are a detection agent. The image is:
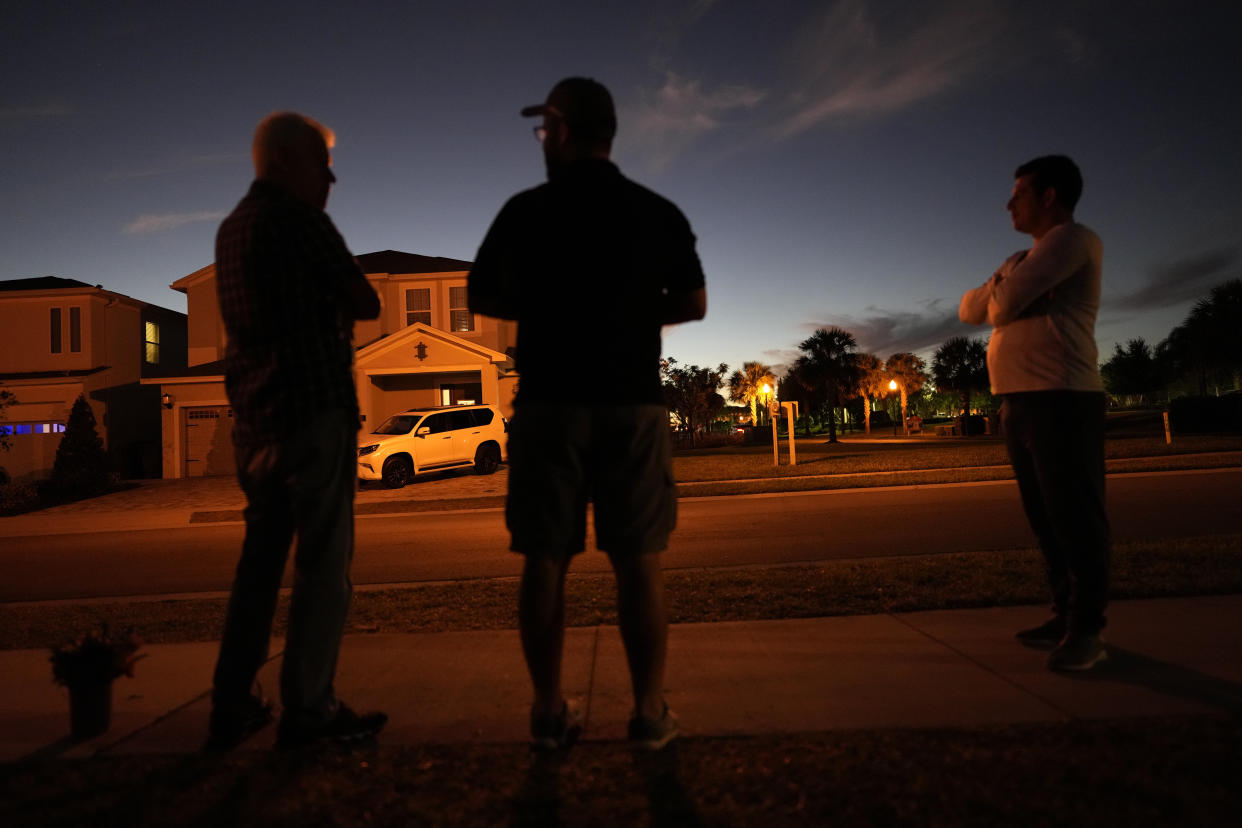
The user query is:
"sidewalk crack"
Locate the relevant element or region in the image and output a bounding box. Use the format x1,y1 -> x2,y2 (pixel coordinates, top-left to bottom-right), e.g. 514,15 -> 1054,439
582,626 -> 601,734
887,613 -> 1075,721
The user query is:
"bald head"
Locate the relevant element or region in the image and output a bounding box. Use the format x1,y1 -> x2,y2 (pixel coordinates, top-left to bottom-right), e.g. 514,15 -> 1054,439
251,112 -> 336,209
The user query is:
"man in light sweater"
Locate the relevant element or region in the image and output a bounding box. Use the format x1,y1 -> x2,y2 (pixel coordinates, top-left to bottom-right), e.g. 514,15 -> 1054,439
959,155 -> 1109,672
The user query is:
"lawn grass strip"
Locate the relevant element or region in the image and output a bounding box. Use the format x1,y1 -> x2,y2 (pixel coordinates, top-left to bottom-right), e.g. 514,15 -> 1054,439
4,717 -> 1239,826
5,535 -> 1239,652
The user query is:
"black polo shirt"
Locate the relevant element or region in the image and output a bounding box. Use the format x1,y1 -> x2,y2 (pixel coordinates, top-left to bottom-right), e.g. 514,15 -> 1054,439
469,159 -> 705,404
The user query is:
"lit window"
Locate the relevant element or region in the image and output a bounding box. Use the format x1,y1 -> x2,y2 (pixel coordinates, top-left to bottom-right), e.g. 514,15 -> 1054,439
405,288 -> 431,326
144,321 -> 160,364
12,424 -> 31,435
449,286 -> 473,332
50,307 -> 62,353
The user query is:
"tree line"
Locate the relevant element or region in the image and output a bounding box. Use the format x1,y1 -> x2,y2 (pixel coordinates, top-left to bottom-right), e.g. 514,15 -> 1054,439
662,279 -> 1241,445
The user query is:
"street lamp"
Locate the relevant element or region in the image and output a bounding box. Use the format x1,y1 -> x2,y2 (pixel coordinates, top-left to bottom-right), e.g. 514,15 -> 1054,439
888,380 -> 899,435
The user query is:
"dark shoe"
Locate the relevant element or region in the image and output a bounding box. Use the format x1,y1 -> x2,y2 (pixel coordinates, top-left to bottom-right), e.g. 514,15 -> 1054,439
205,693 -> 273,751
628,704 -> 678,752
1016,616 -> 1067,650
1047,633 -> 1108,672
276,702 -> 387,749
530,699 -> 583,752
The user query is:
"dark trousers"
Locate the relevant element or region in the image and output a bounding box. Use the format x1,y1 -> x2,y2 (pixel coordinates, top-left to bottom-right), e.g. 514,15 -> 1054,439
1001,391 -> 1110,634
212,408 -> 357,725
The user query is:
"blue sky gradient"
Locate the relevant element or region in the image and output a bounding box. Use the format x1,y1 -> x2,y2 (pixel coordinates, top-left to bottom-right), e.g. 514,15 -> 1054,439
3,0 -> 1239,376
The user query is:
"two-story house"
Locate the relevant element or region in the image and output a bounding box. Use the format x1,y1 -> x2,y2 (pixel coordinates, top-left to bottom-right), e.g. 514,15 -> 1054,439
0,277 -> 188,482
148,251 -> 517,478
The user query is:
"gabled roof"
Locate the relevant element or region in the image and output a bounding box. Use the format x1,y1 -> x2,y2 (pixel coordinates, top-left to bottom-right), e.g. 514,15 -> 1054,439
356,250 -> 473,275
0,276 -> 95,292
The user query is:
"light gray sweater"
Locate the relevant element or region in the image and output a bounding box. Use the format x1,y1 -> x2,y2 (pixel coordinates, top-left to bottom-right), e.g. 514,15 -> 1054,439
959,221 -> 1104,395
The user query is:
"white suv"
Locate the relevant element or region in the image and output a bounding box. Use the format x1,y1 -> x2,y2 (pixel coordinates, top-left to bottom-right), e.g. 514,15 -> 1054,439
357,404 -> 508,488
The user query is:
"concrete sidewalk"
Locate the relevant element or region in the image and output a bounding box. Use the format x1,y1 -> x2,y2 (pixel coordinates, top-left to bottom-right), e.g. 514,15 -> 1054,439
5,595 -> 1240,763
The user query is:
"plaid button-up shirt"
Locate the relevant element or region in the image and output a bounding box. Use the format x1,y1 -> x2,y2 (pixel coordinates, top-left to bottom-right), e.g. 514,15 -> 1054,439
216,180 -> 376,447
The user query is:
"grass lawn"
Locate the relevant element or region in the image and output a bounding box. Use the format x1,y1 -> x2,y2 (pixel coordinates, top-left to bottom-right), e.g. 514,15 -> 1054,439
6,535 -> 1240,651
6,717 -> 1239,827
672,433 -> 1242,483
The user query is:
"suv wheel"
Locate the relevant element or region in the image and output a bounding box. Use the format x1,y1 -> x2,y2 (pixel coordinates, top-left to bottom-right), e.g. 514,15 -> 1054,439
474,443 -> 501,475
382,456 -> 413,489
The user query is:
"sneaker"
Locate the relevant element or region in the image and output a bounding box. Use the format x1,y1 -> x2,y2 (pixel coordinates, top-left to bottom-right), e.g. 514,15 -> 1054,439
530,699 -> 583,752
1016,616 -> 1067,650
276,702 -> 387,749
1046,633 -> 1108,672
205,693 -> 274,751
628,704 -> 678,752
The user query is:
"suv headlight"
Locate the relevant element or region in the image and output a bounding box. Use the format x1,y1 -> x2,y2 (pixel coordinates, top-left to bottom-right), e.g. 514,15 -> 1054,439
358,444 -> 379,456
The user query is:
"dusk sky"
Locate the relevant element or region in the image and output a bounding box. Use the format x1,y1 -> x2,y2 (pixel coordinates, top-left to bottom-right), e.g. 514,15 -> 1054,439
4,0 -> 1239,377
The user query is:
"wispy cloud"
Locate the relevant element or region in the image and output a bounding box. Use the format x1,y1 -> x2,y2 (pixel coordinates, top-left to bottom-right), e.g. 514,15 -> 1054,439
773,0 -> 1008,140
1111,247 -> 1240,311
625,72 -> 765,170
123,211 -> 226,235
108,153 -> 242,180
0,102 -> 72,125
804,299 -> 973,356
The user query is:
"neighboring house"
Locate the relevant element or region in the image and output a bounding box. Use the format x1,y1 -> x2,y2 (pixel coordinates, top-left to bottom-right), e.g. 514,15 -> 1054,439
0,277 -> 188,482
148,250 -> 518,478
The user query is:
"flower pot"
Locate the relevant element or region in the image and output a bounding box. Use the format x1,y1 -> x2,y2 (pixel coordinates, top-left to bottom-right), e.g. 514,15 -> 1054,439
69,680 -> 113,739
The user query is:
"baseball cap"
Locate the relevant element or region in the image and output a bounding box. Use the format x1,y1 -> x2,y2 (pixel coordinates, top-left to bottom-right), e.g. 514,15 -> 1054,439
521,77 -> 616,140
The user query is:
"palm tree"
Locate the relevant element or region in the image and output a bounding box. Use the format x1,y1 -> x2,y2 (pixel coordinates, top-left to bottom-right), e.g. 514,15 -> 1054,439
661,359 -> 729,449
727,361 -> 776,426
778,364 -> 822,437
796,327 -> 860,443
885,352 -> 927,434
931,337 -> 988,435
854,353 -> 887,434
1101,338 -> 1160,406
1158,279 -> 1242,396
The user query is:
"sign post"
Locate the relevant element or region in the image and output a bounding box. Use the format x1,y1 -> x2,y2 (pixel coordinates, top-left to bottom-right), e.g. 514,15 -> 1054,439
781,401 -> 799,466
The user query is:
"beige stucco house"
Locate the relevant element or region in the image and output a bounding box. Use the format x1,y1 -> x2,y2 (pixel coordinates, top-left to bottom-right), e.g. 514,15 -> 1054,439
0,277 -> 188,482
148,250 -> 518,478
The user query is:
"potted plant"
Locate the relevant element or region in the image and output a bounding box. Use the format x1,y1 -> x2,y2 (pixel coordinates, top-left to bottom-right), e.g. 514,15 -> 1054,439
50,624 -> 145,739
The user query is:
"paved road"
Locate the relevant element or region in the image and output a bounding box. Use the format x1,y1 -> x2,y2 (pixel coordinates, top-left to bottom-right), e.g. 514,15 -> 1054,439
2,469 -> 1238,602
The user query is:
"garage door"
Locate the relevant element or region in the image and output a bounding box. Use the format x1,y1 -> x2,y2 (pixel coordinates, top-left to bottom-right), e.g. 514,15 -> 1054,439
183,406 -> 236,477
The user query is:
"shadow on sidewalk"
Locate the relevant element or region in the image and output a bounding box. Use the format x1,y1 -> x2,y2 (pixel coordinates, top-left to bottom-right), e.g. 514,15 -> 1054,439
1065,646 -> 1242,714
509,743 -> 704,828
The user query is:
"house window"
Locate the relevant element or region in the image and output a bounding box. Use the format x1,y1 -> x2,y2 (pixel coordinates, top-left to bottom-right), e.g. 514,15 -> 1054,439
50,307 -> 82,354
144,321 -> 160,364
449,286 -> 474,332
405,288 -> 431,326
70,307 -> 81,352
1,422 -> 67,436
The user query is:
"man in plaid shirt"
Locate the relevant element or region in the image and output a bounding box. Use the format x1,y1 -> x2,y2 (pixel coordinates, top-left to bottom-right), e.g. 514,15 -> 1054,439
207,112 -> 386,750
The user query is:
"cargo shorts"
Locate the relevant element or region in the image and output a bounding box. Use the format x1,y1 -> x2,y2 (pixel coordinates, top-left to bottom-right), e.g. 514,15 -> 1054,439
505,403 -> 676,560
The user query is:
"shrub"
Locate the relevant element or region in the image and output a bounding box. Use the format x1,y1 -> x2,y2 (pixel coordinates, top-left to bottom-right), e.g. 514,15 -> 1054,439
0,481 -> 41,516
1169,395 -> 1242,434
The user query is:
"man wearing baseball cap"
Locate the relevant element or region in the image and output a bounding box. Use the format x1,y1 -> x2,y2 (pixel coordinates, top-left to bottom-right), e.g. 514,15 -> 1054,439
469,76 -> 707,751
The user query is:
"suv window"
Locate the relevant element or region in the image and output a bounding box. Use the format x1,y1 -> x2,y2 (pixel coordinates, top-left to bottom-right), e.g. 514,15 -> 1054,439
470,408 -> 494,426
374,414 -> 419,435
421,412 -> 455,434
446,410 -> 476,430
